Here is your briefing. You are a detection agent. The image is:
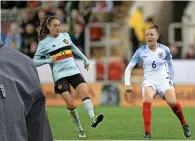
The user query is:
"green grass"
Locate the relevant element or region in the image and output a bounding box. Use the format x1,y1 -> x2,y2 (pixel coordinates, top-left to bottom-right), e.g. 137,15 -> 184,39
48,106 -> 195,140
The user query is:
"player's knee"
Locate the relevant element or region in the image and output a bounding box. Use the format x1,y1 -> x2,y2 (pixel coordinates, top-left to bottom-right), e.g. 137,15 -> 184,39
143,97 -> 153,103
167,101 -> 177,107
66,102 -> 76,109
80,91 -> 90,99
76,84 -> 89,99
65,98 -> 75,109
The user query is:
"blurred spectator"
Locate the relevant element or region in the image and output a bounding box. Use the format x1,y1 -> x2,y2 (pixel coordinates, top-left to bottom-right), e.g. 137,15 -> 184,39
71,9 -> 79,23
1,1 -> 27,9
185,45 -> 195,59
20,23 -> 38,58
169,44 -> 181,59
60,24 -> 69,33
128,7 -> 145,54
143,16 -> 153,43
34,9 -> 47,28
41,1 -> 57,16
71,22 -> 85,55
77,14 -> 86,26
1,1 -> 16,9
55,8 -> 66,24
27,1 -> 41,9
90,15 -> 102,41
1,32 -> 6,43
144,17 -> 153,30
20,10 -> 36,33
57,1 -> 68,10
16,1 -> 27,8
92,1 -> 113,13
79,1 -> 93,24
69,9 -> 85,35
5,23 -> 22,50
29,41 -> 38,57
71,9 -> 85,25
9,41 -> 18,49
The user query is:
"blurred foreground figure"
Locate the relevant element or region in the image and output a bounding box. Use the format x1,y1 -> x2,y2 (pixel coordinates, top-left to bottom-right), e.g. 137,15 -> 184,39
0,39 -> 53,141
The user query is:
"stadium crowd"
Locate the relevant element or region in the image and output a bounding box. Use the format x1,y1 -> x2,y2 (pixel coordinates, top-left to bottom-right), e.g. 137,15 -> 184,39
1,1 -> 122,58
1,1 -> 195,60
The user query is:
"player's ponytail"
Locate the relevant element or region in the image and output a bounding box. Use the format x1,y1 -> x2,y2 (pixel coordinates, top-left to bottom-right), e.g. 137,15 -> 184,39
38,16 -> 50,41
38,16 -> 59,41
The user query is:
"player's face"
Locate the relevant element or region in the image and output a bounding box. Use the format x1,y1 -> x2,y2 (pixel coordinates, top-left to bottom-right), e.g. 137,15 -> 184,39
48,19 -> 61,37
146,28 -> 159,46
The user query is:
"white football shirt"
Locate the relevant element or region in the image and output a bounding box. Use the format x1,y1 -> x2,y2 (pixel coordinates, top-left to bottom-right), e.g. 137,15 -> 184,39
125,43 -> 174,85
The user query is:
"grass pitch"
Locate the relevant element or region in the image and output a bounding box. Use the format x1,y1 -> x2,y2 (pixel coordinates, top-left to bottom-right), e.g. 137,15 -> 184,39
48,106 -> 195,140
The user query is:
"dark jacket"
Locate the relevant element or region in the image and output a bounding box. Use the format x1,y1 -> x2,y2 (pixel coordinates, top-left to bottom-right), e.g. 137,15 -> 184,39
0,40 -> 53,141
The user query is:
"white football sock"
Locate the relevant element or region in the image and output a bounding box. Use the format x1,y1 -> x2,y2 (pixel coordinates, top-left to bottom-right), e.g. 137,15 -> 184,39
67,107 -> 83,131
82,98 -> 95,119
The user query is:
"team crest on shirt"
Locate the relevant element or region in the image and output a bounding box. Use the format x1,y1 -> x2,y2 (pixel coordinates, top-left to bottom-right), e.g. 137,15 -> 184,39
158,52 -> 163,59
63,39 -> 69,44
58,84 -> 62,90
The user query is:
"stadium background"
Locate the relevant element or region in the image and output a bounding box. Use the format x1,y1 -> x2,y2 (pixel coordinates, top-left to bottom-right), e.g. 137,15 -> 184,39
1,1 -> 195,140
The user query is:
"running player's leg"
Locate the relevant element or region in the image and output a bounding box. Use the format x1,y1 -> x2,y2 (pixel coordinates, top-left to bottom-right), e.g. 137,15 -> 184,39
70,74 -> 104,128
54,78 -> 86,137
61,92 -> 86,137
162,81 -> 191,138
142,81 -> 156,138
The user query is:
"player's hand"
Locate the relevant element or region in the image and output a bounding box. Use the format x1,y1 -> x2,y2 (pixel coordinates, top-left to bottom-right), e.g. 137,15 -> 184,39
125,85 -> 134,103
84,64 -> 89,71
84,59 -> 89,71
125,85 -> 134,94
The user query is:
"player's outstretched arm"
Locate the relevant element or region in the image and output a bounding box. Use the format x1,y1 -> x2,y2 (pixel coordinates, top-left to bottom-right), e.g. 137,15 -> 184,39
125,48 -> 141,93
71,43 -> 89,64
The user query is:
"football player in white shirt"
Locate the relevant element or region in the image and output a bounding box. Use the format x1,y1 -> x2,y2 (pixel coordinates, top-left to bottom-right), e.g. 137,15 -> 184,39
125,25 -> 191,139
